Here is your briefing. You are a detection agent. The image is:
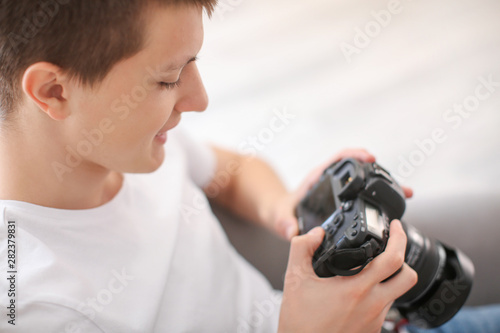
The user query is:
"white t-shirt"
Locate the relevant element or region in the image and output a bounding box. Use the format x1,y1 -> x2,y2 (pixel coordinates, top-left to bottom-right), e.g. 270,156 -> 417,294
0,128 -> 282,333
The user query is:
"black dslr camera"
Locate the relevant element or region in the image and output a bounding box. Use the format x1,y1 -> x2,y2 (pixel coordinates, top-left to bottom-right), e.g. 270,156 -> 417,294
295,158 -> 474,329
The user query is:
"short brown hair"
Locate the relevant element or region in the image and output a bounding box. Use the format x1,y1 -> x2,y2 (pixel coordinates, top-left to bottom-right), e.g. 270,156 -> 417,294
0,0 -> 217,122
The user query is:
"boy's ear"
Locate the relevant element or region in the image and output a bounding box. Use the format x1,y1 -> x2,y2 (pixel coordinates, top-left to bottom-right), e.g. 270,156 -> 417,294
21,62 -> 70,121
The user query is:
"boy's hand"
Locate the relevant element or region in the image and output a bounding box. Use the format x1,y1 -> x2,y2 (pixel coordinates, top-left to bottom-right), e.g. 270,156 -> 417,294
270,149 -> 413,240
278,220 -> 418,333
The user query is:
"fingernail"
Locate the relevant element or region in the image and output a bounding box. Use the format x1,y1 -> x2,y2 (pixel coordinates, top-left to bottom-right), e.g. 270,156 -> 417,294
286,225 -> 297,239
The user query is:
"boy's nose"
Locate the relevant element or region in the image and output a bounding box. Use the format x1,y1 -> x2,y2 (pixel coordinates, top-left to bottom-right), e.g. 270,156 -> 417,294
175,63 -> 208,113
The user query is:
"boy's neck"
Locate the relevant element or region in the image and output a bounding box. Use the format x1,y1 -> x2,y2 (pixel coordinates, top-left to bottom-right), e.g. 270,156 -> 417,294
0,130 -> 124,210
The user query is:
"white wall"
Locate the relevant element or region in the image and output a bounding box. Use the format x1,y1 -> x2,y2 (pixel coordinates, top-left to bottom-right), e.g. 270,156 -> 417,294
183,0 -> 500,200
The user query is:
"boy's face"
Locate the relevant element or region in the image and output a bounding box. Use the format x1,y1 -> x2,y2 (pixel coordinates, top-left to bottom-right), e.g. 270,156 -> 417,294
65,5 -> 207,174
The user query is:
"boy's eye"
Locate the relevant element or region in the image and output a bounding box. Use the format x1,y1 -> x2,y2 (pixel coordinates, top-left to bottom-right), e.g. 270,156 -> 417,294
159,80 -> 181,90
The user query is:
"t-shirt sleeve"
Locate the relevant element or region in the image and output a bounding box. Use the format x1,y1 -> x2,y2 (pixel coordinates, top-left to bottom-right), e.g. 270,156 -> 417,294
172,126 -> 216,189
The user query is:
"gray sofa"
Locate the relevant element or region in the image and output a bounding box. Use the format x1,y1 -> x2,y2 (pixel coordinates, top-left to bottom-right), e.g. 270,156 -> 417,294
214,191 -> 500,306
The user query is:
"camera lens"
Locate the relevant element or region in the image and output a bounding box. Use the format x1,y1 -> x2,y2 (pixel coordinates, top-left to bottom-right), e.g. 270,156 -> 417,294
395,223 -> 446,305
394,222 -> 475,328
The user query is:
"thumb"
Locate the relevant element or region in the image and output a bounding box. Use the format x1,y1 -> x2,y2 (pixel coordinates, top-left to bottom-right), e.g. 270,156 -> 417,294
287,227 -> 325,274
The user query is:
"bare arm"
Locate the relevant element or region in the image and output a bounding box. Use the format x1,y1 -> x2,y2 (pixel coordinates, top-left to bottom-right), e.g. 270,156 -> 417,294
203,146 -> 289,234
203,146 -> 397,240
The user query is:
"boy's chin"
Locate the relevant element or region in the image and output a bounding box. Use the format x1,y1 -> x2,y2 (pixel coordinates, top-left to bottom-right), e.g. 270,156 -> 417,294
116,151 -> 166,174
139,151 -> 166,173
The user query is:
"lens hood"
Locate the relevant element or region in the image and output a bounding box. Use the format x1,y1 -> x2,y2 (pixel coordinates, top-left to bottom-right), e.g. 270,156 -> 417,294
397,245 -> 475,328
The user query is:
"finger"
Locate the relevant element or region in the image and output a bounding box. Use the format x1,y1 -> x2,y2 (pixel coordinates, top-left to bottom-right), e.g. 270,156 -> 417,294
300,166 -> 326,193
402,186 -> 413,199
317,149 -> 376,183
286,227 -> 325,275
377,263 -> 418,301
361,220 -> 408,283
285,220 -> 299,240
382,301 -> 394,317
373,301 -> 395,333
301,149 -> 376,194
275,215 -> 299,240
369,302 -> 394,333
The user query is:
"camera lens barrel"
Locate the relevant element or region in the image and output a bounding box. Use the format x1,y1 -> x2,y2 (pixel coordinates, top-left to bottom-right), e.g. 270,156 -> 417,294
396,223 -> 447,305
395,224 -> 475,328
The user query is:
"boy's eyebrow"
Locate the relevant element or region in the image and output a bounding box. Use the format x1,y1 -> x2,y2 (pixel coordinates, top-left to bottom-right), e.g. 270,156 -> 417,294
162,56 -> 198,72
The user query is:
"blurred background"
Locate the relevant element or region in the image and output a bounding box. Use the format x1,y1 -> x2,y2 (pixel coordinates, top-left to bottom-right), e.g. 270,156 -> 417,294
182,0 -> 500,304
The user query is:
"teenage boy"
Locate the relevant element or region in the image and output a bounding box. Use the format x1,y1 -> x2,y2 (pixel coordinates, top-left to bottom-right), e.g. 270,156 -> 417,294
0,1 -> 417,332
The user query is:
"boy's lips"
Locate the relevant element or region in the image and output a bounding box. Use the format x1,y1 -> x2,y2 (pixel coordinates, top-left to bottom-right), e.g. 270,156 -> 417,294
154,132 -> 168,144
155,117 -> 181,143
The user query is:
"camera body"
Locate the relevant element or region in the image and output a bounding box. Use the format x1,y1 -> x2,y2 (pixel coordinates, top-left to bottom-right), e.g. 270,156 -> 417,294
297,158 -> 404,277
295,158 -> 474,328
